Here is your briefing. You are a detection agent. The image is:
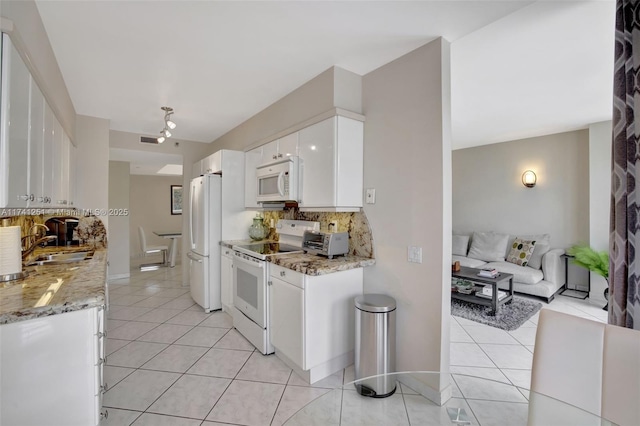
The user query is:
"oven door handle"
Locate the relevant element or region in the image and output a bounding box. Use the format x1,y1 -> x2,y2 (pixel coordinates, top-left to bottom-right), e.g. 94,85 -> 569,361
233,253 -> 265,269
187,252 -> 203,263
277,171 -> 285,197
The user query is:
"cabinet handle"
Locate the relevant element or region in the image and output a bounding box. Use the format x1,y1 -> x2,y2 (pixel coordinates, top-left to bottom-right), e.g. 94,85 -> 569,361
280,271 -> 286,277
272,155 -> 277,159
98,331 -> 107,339
100,383 -> 109,393
98,357 -> 107,365
37,196 -> 44,202
29,194 -> 34,201
18,194 -> 29,201
278,153 -> 283,158
100,410 -> 109,420
268,280 -> 272,286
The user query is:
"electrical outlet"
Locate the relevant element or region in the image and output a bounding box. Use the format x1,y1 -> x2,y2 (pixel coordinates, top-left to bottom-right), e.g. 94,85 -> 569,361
329,221 -> 338,231
366,188 -> 376,204
408,246 -> 423,263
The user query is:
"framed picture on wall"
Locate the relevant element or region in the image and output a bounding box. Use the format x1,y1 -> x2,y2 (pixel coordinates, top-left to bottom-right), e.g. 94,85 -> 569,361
171,185 -> 183,215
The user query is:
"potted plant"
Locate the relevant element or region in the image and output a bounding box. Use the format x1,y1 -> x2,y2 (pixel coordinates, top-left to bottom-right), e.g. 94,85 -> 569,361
567,245 -> 609,310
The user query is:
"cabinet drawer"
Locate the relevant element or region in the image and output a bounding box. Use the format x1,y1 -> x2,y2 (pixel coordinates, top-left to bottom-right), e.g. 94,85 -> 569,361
270,264 -> 304,288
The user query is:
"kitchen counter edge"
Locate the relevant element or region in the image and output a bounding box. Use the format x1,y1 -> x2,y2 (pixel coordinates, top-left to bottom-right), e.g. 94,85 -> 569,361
0,247 -> 107,325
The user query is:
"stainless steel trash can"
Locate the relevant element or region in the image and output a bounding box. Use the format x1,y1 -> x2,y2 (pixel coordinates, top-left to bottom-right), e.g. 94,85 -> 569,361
354,294 -> 396,398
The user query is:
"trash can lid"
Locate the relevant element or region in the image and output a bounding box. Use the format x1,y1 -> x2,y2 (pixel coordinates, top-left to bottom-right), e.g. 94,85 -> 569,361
355,294 -> 396,313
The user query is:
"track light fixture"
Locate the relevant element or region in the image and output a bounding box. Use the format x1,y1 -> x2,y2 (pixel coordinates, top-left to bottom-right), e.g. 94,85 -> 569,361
157,106 -> 176,143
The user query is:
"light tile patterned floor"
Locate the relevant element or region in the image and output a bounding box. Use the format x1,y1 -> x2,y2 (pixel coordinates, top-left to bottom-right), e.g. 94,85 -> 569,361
101,259 -> 608,426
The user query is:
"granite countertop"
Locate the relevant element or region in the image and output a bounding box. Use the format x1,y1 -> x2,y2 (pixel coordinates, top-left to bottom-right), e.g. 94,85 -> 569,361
268,253 -> 375,276
221,239 -> 375,275
0,245 -> 107,325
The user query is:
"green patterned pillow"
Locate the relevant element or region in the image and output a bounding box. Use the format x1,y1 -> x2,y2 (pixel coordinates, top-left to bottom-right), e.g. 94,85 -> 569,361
506,238 -> 537,267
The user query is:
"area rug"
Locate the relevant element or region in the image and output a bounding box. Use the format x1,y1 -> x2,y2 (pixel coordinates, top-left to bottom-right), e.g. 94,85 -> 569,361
451,297 -> 542,331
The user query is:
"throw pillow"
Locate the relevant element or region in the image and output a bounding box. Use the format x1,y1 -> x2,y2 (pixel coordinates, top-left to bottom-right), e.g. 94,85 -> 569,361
507,238 -> 537,267
527,242 -> 550,270
467,232 -> 510,262
452,235 -> 470,256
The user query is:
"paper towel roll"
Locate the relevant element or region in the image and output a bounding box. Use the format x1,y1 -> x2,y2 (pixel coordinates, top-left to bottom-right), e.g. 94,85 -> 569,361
0,226 -> 22,276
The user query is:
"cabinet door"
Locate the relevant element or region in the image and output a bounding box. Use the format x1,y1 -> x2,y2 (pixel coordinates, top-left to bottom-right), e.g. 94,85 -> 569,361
29,78 -> 45,207
203,151 -> 221,174
220,250 -> 234,311
51,117 -> 64,206
60,132 -> 70,206
192,159 -> 203,178
277,132 -> 298,159
298,117 -> 336,208
269,277 -> 304,368
42,103 -> 54,205
68,142 -> 77,207
261,140 -> 278,164
244,147 -> 261,208
1,37 -> 31,207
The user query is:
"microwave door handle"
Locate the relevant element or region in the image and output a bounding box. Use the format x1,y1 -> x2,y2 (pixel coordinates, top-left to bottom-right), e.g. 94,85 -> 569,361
277,172 -> 285,196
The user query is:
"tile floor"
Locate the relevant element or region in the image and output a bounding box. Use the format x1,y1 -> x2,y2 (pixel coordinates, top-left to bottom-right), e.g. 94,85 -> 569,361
101,260 -> 608,426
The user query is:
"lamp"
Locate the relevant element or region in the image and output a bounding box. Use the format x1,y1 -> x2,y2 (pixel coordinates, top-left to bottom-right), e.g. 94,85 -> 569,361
522,170 -> 537,188
157,106 -> 176,143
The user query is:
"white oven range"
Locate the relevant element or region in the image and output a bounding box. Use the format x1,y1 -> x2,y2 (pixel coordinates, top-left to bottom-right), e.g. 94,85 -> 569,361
231,219 -> 319,354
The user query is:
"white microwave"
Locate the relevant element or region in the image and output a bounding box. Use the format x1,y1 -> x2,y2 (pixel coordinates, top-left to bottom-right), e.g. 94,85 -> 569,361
256,157 -> 300,203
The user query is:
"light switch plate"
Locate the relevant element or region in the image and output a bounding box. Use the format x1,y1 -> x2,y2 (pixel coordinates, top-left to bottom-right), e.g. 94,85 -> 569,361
366,188 -> 376,204
408,246 -> 422,263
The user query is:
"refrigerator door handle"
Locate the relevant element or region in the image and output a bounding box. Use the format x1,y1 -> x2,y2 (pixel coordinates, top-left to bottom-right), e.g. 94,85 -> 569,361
190,182 -> 196,250
187,252 -> 203,263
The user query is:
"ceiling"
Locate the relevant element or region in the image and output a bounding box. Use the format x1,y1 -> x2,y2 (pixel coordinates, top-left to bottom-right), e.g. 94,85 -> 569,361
35,0 -> 616,171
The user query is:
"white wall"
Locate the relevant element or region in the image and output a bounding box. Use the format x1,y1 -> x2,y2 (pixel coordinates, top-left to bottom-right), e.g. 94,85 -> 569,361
76,115 -> 110,229
129,175 -> 183,257
108,161 -> 130,278
207,66 -> 362,153
453,130 -> 590,249
362,38 -> 451,399
589,120 -> 612,303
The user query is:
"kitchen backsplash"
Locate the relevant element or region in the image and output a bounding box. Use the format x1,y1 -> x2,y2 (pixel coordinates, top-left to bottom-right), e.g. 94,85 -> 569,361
262,209 -> 374,258
0,213 -> 108,248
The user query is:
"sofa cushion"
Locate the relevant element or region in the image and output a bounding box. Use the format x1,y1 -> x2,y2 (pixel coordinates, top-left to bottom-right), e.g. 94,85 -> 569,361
452,255 -> 486,269
506,234 -> 551,270
506,238 -> 537,267
468,232 -> 510,262
485,261 -> 544,284
452,235 -> 470,256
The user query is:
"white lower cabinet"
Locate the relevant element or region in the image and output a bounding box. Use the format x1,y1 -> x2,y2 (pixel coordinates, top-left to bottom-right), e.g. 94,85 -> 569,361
221,248 -> 234,312
269,264 -> 363,384
0,306 -> 107,425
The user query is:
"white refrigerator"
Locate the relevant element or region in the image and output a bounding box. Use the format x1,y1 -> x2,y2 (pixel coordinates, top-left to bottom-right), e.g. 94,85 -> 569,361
188,174 -> 222,312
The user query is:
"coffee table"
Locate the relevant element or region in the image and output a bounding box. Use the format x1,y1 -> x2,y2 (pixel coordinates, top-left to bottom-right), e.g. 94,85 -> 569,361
451,266 -> 514,315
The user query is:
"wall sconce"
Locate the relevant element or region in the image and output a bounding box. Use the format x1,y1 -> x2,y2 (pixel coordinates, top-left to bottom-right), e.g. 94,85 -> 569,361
522,170 -> 537,188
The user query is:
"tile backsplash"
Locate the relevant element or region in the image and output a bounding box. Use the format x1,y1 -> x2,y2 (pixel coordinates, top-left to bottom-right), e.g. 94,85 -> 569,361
262,209 -> 374,258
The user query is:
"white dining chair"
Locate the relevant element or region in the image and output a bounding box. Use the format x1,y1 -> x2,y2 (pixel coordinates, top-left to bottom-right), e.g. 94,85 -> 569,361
138,226 -> 168,268
530,308 -> 640,426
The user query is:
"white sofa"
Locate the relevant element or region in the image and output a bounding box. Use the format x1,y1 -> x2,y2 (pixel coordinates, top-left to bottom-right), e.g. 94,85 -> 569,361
452,231 -> 566,302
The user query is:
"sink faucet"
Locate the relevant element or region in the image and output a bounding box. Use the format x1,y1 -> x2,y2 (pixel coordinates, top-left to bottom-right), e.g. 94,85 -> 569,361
21,224 -> 57,261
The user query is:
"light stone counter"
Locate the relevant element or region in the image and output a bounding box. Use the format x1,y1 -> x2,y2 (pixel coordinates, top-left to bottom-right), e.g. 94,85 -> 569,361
0,246 -> 107,325
221,239 -> 375,275
268,253 -> 375,276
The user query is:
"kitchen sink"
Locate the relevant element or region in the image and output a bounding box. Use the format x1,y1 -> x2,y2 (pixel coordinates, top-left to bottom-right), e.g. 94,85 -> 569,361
26,251 -> 94,266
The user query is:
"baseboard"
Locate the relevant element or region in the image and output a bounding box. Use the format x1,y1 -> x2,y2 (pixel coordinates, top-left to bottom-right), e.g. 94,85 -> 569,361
274,349 -> 353,385
108,272 -> 130,280
398,373 -> 452,406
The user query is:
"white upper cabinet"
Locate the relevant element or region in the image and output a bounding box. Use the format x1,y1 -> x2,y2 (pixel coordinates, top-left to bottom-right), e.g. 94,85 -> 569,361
1,36 -> 30,208
298,116 -> 363,211
202,150 -> 222,174
244,146 -> 262,209
0,34 -> 74,209
260,132 -> 299,165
